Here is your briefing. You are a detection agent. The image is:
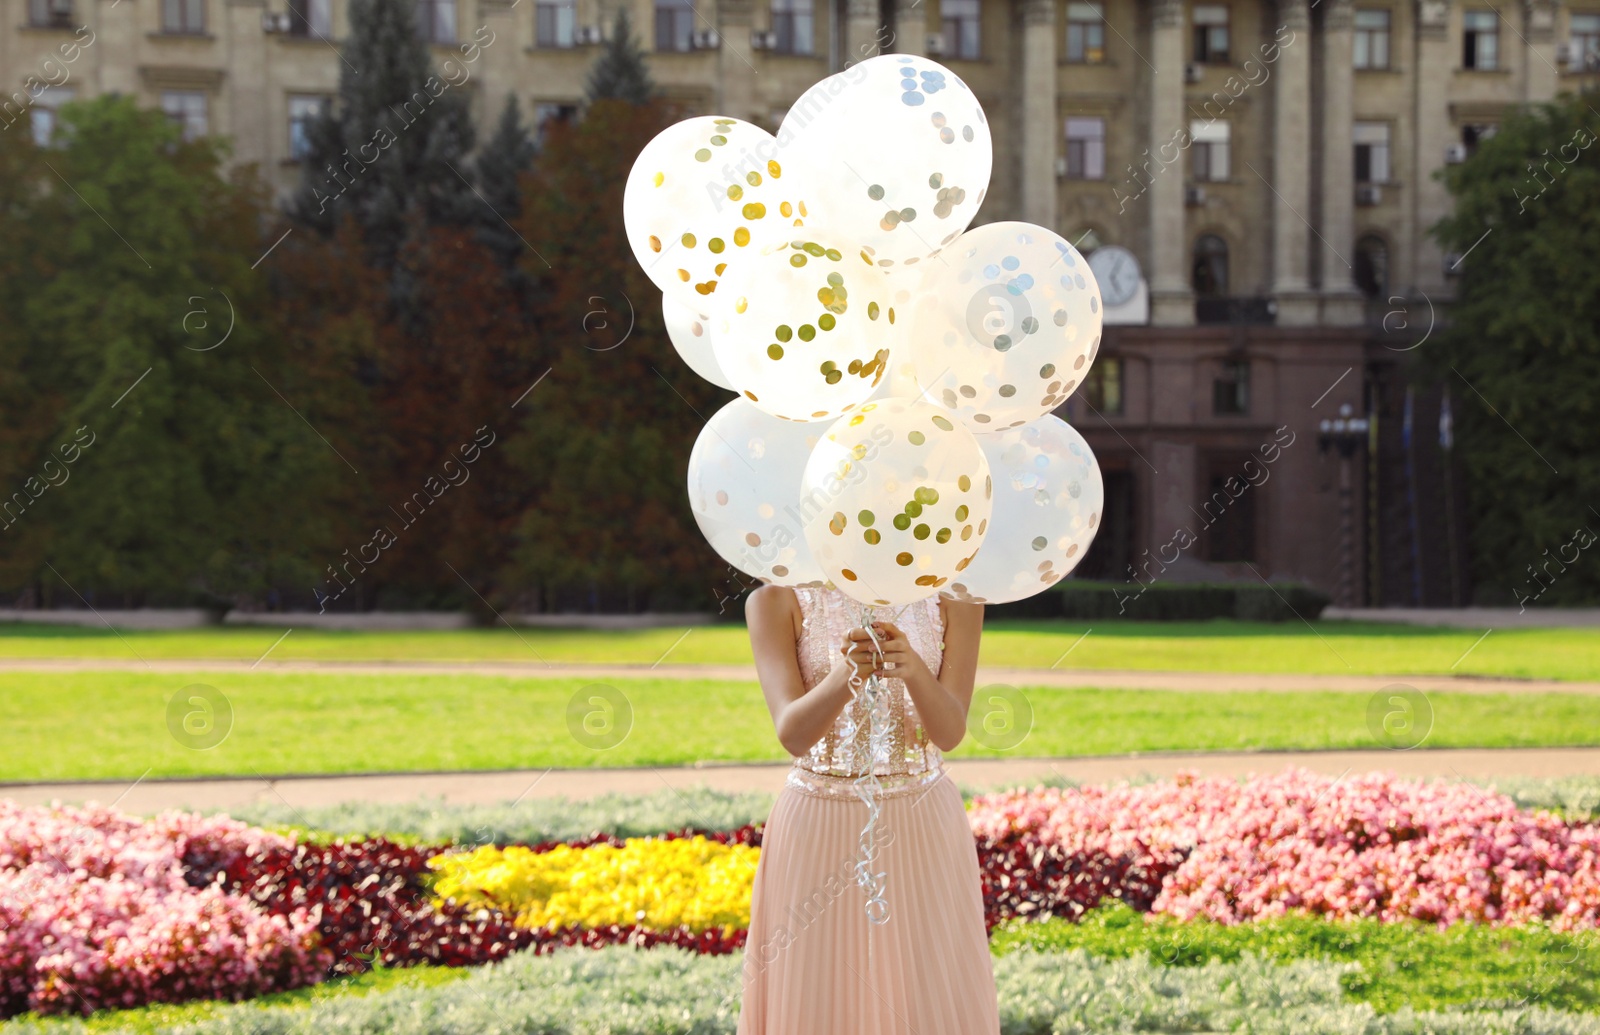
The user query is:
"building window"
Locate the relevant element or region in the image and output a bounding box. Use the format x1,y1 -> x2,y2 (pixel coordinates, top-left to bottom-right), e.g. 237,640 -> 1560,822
1189,119 -> 1230,181
1354,121 -> 1391,182
1461,121 -> 1496,156
161,0 -> 204,34
656,0 -> 694,51
536,0 -> 575,47
415,0 -> 455,42
941,0 -> 981,60
288,95 -> 324,160
29,86 -> 73,146
288,0 -> 331,37
1192,4 -> 1230,63
1463,10 -> 1499,69
1354,234 -> 1389,299
1066,2 -> 1106,62
27,0 -> 73,28
772,0 -> 814,54
533,101 -> 578,146
1193,233 -> 1229,297
1064,117 -> 1105,179
1202,456 -> 1257,561
1570,12 -> 1600,64
1212,359 -> 1250,416
1353,8 -> 1391,68
1083,356 -> 1123,415
161,90 -> 208,141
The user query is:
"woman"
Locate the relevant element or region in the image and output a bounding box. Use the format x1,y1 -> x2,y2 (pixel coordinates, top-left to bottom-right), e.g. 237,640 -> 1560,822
736,584 -> 999,1035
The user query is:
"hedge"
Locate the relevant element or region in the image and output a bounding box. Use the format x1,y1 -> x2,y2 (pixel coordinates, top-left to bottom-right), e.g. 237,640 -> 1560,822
988,580 -> 1333,622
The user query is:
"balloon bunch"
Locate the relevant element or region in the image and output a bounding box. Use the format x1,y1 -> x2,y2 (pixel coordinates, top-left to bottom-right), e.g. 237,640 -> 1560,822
625,53 -> 1106,610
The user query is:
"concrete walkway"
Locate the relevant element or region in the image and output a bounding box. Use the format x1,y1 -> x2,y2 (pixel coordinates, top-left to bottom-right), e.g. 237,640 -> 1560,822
3,658 -> 1596,695
7,748 -> 1599,813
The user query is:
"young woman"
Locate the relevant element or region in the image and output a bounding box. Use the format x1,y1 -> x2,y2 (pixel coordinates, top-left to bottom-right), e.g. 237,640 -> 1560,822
736,584 -> 1000,1035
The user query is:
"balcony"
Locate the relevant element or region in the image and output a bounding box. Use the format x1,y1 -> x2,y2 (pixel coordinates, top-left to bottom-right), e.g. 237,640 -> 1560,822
1195,296 -> 1277,326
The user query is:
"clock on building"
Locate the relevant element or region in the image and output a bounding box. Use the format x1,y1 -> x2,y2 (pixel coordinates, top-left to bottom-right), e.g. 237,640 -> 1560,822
1087,245 -> 1141,308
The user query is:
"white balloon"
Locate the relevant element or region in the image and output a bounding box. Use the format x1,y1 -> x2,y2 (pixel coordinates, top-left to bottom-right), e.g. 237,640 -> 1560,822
908,221 -> 1103,433
777,55 -> 991,270
943,416 -> 1104,605
709,234 -> 903,423
801,398 -> 993,607
623,117 -> 808,311
662,298 -> 734,390
687,399 -> 828,586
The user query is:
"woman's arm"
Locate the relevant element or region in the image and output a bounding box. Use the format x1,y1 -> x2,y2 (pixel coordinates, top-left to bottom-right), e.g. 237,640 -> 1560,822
747,584 -> 875,757
873,600 -> 984,752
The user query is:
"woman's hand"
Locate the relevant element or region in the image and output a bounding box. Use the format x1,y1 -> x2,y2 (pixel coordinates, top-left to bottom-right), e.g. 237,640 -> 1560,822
837,626 -> 882,682
870,620 -> 930,684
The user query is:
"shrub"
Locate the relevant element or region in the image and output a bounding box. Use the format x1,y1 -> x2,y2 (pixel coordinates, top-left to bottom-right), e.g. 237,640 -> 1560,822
988,580 -> 1332,621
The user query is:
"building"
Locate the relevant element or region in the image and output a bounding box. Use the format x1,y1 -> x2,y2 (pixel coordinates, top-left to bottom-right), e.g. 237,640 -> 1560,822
5,0 -> 1591,603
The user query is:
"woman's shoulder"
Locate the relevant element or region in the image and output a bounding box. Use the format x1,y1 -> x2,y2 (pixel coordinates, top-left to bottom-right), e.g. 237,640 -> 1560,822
746,584 -> 803,639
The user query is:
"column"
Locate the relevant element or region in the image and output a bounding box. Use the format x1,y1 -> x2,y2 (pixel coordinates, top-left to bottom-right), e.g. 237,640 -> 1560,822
1148,0 -> 1192,326
717,0 -> 756,121
1319,0 -> 1364,323
1411,0 -> 1453,296
1523,0 -> 1558,101
1271,0 -> 1317,324
894,0 -> 925,56
844,0 -> 884,65
1021,0 -> 1058,229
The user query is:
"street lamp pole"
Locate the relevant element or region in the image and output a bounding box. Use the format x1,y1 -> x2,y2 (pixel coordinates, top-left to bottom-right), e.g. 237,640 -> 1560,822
1319,403 -> 1371,609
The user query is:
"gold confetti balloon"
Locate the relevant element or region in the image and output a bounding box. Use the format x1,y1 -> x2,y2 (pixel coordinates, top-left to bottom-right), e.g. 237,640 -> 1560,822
623,117 -> 804,311
777,55 -> 991,270
801,398 -> 993,607
907,221 -> 1103,433
687,399 -> 828,586
662,297 -> 734,390
942,416 -> 1103,605
709,235 -> 903,423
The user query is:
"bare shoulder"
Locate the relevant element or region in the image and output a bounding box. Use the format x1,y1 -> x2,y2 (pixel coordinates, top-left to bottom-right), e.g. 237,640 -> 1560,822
747,584 -> 801,637
939,597 -> 985,639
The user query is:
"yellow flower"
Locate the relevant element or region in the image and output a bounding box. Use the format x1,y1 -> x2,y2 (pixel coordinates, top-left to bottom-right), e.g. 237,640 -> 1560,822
428,836 -> 760,934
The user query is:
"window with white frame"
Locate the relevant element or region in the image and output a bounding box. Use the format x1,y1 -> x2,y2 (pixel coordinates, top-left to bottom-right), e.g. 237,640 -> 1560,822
415,0 -> 455,42
536,0 -> 575,47
1192,4 -> 1230,63
1354,121 -> 1391,182
1571,12 -> 1600,64
1066,2 -> 1105,63
30,86 -> 74,146
288,0 -> 331,36
288,95 -> 324,161
162,0 -> 204,33
161,90 -> 208,141
941,0 -> 981,60
1463,10 -> 1499,68
1189,119 -> 1230,181
655,0 -> 694,51
27,0 -> 73,28
772,0 -> 814,54
1353,8 -> 1390,68
1064,117 -> 1105,179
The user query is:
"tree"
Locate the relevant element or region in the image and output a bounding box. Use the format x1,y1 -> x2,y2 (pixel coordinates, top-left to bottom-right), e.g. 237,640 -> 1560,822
472,94 -> 537,275
1431,93 -> 1600,605
0,96 -> 344,605
289,0 -> 478,270
585,8 -> 655,106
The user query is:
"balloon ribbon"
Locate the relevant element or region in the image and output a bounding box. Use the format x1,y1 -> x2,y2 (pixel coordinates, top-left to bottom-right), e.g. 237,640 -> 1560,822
847,606 -> 892,927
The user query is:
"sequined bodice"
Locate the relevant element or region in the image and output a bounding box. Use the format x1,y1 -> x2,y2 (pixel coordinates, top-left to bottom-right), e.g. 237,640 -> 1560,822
791,587 -> 946,780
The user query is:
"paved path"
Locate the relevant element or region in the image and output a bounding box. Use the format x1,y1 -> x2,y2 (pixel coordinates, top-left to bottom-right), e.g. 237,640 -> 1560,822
3,658 -> 1596,695
7,748 -> 1599,812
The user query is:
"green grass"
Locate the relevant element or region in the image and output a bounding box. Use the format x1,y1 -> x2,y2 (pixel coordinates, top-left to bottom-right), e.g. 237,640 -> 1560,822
4,669 -> 1599,781
0,619 -> 1595,680
992,902 -> 1600,1014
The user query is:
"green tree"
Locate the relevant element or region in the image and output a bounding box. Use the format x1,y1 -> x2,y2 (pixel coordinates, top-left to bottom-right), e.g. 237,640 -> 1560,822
0,96 -> 343,605
473,94 -> 537,275
1432,93 -> 1600,604
585,8 -> 655,105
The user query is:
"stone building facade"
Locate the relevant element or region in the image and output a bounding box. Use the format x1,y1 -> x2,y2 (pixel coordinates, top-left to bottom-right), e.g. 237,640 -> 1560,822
4,0 -> 1591,603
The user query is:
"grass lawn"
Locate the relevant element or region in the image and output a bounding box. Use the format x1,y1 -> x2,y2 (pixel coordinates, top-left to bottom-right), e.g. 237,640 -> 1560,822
0,618 -> 1596,680
4,669 -> 1599,781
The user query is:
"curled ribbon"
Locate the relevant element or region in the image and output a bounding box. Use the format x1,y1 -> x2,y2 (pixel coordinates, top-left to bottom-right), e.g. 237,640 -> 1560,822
847,606 -> 892,926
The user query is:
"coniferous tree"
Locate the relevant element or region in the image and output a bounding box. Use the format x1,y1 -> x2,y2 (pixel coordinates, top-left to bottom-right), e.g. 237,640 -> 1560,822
473,94 -> 537,274
290,0 -> 478,268
585,8 -> 655,105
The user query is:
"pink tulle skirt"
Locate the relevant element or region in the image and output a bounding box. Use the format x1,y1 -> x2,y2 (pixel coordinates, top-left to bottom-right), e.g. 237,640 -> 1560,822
737,771 -> 1000,1035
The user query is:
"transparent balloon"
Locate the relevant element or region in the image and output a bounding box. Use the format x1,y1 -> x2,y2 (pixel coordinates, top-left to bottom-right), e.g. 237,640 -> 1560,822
943,415 -> 1103,605
908,221 -> 1103,433
801,398 -> 993,607
710,234 -> 903,423
777,55 -> 991,271
687,399 -> 828,586
662,298 -> 734,391
623,117 -> 808,311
